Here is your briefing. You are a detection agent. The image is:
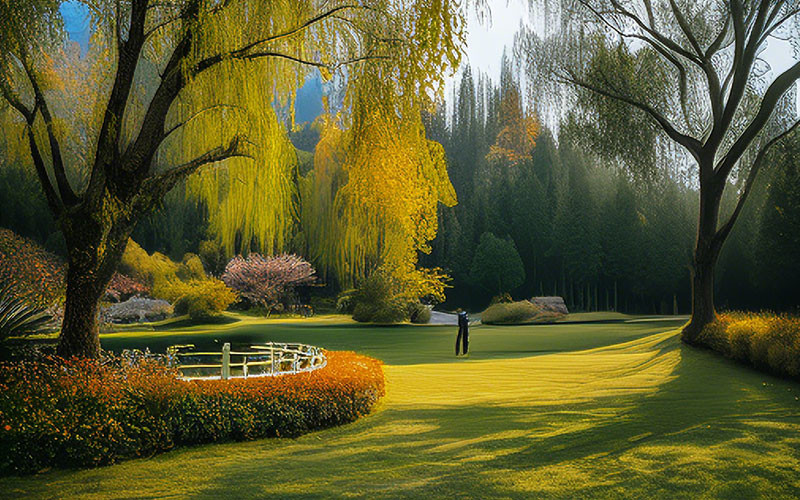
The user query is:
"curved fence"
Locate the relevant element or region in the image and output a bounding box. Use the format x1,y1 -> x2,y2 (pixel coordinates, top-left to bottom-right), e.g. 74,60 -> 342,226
169,342 -> 327,381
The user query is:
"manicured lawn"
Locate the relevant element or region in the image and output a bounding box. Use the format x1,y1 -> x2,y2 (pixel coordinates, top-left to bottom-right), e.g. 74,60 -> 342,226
4,315 -> 800,499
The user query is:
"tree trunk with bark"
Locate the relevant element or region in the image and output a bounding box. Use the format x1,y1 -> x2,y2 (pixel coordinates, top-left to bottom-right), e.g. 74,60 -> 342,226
56,208 -> 133,358
682,176 -> 724,343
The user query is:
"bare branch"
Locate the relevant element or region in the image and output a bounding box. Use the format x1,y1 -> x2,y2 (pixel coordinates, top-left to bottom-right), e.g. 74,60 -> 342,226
26,127 -> 63,215
137,134 -> 254,211
667,0 -> 703,57
705,15 -> 731,59
89,0 -> 152,207
0,66 -> 61,212
19,54 -> 79,206
716,59 -> 800,178
607,0 -> 704,66
716,0 -> 773,141
715,117 -> 800,244
0,78 -> 34,123
757,6 -> 800,47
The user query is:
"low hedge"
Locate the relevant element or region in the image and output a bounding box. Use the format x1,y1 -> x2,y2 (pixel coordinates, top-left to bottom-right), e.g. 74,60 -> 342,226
698,312 -> 800,379
0,350 -> 384,475
481,300 -> 562,325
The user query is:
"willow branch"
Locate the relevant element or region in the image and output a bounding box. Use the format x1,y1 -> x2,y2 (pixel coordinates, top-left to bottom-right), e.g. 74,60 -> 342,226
229,4 -> 369,56
560,71 -> 702,156
161,104 -> 247,144
137,134 -> 254,209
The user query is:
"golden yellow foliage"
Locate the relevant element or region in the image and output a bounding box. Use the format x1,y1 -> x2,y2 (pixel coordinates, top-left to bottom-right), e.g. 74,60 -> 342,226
302,67 -> 457,300
486,85 -> 540,165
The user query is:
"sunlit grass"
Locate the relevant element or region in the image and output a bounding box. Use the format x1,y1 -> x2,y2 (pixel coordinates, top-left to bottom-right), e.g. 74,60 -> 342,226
3,317 -> 800,499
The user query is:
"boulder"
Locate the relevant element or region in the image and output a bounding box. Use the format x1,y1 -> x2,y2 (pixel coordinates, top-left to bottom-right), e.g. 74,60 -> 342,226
530,296 -> 569,315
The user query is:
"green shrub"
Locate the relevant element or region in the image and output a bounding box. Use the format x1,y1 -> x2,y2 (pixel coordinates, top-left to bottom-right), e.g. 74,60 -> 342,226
698,312 -> 800,379
408,302 -> 431,324
159,279 -> 237,319
0,351 -> 385,474
336,289 -> 357,314
351,272 -> 410,324
481,300 -> 560,325
198,239 -> 228,276
119,239 -> 180,286
177,253 -> 206,281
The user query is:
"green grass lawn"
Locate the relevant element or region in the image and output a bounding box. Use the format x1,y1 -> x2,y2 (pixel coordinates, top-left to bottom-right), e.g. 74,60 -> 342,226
4,314 -> 800,499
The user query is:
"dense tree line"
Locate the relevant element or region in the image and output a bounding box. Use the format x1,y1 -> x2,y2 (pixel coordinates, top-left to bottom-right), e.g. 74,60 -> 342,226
421,60 -> 800,314
3,60 -> 798,318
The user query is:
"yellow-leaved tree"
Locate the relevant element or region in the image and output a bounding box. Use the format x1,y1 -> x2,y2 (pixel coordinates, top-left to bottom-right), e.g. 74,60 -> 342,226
0,0 -> 466,357
486,83 -> 539,166
301,49 -> 460,307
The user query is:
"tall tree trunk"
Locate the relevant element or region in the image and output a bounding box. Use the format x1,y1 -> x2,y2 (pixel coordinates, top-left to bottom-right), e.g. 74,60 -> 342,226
58,266 -> 105,358
682,179 -> 724,343
683,244 -> 719,343
56,212 -> 132,358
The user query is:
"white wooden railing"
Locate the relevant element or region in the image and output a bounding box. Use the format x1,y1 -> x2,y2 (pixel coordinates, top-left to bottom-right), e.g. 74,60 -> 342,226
169,342 -> 326,381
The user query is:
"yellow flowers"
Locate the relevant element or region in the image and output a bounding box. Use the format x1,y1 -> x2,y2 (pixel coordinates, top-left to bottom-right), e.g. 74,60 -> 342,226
700,312 -> 800,379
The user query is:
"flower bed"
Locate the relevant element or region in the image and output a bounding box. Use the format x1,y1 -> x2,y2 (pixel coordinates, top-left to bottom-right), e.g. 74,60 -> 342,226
0,228 -> 65,308
0,350 -> 384,475
698,312 -> 800,379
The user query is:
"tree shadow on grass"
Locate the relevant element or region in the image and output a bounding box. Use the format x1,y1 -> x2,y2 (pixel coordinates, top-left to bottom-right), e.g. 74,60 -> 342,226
6,329 -> 799,499
185,336 -> 800,499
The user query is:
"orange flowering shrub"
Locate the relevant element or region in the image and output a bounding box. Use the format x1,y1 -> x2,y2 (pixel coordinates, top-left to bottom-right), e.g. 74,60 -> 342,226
0,228 -> 65,308
699,312 -> 800,379
0,351 -> 384,474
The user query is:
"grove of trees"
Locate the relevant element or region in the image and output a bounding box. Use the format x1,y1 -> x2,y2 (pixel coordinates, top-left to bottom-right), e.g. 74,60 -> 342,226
518,0 -> 800,340
1,0 -> 799,358
0,0 -> 465,357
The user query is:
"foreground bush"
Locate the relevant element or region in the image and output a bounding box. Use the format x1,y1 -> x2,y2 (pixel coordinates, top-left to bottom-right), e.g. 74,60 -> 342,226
409,302 -> 431,324
698,312 -> 800,379
482,300 -> 562,325
351,271 -> 410,323
0,351 -> 384,475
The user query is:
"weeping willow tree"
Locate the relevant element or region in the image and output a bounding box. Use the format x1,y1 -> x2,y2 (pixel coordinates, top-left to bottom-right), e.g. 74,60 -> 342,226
518,0 -> 800,341
0,0 -> 466,358
301,8 -> 462,303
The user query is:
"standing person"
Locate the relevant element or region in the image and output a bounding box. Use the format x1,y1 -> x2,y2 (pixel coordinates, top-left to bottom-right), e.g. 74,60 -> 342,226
456,309 -> 469,356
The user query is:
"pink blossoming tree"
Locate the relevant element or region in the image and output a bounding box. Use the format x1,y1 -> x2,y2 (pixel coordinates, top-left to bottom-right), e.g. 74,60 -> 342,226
222,254 -> 316,312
